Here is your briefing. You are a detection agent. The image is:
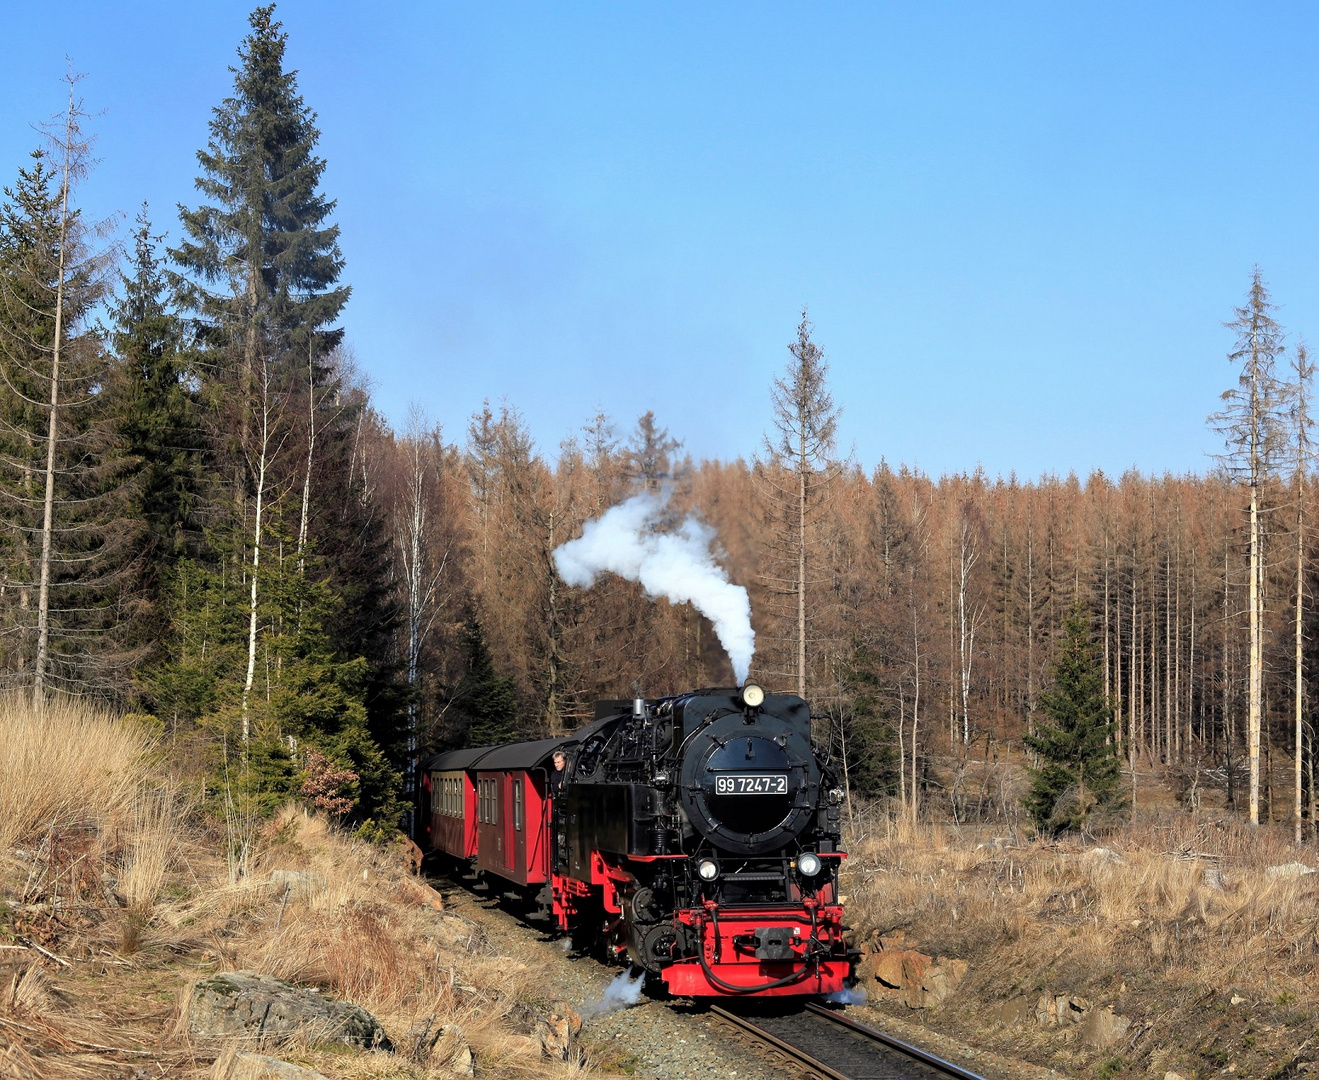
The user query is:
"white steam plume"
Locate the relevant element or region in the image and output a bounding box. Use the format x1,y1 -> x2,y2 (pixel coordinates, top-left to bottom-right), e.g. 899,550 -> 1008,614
580,969 -> 645,1016
553,490 -> 755,684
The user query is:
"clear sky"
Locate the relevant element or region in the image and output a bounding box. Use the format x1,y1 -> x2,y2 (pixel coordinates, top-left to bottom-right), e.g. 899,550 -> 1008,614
3,2 -> 1318,480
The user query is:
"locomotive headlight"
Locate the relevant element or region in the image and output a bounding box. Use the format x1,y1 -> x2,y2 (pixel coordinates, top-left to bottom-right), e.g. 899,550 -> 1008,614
696,858 -> 720,881
797,852 -> 822,877
740,683 -> 765,709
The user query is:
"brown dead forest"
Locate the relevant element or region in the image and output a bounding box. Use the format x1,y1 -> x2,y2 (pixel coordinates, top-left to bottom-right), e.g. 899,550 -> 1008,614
379,392 -> 1319,831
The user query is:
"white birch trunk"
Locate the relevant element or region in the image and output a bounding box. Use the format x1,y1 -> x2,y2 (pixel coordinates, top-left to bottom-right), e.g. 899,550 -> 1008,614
240,364 -> 274,747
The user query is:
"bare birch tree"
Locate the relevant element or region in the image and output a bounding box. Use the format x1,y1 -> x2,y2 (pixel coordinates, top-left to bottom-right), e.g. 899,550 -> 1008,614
240,355 -> 291,745
394,408 -> 455,810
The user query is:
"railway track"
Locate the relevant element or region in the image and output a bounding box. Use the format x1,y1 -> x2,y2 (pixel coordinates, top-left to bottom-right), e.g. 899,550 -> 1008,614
710,1000 -> 988,1080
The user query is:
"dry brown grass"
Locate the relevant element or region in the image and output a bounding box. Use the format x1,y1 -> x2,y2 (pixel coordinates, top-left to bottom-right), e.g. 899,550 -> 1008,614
0,707 -> 597,1080
0,693 -> 152,853
842,809 -> 1319,1075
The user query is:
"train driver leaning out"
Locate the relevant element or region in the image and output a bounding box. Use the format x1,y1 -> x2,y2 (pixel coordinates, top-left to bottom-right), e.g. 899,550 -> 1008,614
550,750 -> 568,796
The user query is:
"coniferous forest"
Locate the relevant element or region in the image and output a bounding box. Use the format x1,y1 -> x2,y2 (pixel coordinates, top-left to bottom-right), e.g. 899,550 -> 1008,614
6,7 -> 1319,839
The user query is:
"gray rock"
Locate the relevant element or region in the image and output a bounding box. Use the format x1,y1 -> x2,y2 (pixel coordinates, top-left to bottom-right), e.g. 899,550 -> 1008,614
407,1018 -> 472,1074
1036,993 -> 1089,1027
225,1053 -> 330,1079
189,971 -> 392,1051
1081,1006 -> 1131,1047
435,1025 -> 474,1076
990,996 -> 1033,1026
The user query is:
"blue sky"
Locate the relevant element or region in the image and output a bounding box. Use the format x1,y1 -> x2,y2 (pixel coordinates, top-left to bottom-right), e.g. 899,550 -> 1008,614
3,2 -> 1318,480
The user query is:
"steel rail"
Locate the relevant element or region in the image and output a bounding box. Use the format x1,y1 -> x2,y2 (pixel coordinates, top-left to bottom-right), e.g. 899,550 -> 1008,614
803,1001 -> 987,1079
710,1000 -> 989,1080
709,1004 -> 850,1080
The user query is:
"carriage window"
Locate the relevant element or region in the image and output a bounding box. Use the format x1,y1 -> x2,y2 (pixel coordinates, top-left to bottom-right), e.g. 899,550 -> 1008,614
513,777 -> 523,831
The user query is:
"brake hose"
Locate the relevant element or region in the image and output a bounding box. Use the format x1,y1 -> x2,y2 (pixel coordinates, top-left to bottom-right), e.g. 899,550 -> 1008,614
696,912 -> 816,995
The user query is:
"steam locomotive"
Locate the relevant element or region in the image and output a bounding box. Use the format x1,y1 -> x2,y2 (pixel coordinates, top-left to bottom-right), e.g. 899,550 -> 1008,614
421,684 -> 851,998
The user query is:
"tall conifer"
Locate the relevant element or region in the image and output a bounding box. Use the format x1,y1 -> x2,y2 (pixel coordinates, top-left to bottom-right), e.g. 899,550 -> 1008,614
0,94 -> 125,698
1024,603 -> 1125,834
172,4 -> 347,377
157,5 -> 401,821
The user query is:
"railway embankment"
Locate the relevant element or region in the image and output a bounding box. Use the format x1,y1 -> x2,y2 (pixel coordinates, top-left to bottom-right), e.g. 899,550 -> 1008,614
842,814 -> 1319,1079
0,694 -> 608,1079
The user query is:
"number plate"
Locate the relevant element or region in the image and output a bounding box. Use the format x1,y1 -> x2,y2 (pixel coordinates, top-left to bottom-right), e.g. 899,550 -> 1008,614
715,774 -> 788,795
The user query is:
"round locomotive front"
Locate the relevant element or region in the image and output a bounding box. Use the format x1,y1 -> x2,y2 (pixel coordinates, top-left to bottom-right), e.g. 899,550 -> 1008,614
677,708 -> 819,855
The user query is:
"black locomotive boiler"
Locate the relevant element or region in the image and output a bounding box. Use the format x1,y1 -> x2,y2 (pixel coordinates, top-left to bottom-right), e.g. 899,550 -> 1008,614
422,684 -> 851,998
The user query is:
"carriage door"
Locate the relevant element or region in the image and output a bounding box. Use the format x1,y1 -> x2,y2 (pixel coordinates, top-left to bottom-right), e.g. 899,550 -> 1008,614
503,774 -> 518,871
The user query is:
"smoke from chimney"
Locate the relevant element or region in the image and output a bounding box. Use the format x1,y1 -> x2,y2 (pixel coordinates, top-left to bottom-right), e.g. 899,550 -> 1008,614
552,490 -> 755,684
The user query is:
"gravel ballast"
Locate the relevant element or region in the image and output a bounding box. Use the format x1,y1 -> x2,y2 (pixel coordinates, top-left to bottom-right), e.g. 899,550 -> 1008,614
439,879 -> 1062,1080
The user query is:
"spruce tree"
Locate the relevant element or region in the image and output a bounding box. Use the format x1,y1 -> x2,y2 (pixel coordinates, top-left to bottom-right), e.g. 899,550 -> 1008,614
153,5 -> 404,823
107,209 -> 201,661
0,118 -> 125,697
454,615 -> 521,747
1210,269 -> 1287,825
1024,603 -> 1125,835
172,3 -> 347,376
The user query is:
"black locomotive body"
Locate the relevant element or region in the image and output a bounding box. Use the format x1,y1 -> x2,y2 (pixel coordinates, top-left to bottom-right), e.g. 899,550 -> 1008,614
422,684 -> 851,998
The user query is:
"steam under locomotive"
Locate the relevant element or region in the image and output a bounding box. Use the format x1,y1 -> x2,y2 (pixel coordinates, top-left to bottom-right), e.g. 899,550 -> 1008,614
421,684 -> 851,997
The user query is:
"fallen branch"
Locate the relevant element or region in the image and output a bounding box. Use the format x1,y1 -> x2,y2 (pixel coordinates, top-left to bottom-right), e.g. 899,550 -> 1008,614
11,934 -> 70,968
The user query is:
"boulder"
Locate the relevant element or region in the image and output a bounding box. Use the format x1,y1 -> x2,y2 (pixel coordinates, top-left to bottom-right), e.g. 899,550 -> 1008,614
536,1004 -> 583,1059
1036,993 -> 1089,1027
989,996 -> 1033,1026
865,946 -> 966,1008
432,1025 -> 474,1076
189,971 -> 392,1050
223,1054 -> 329,1080
397,877 -> 446,912
507,1000 -> 583,1059
406,1018 -> 472,1074
1081,1006 -> 1131,1047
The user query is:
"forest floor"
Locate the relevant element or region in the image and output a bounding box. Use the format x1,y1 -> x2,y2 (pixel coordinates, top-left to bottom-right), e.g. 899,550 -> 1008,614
841,768 -> 1319,1080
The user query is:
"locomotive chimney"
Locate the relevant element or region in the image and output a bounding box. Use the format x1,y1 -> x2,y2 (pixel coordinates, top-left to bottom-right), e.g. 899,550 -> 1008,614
633,697 -> 646,718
